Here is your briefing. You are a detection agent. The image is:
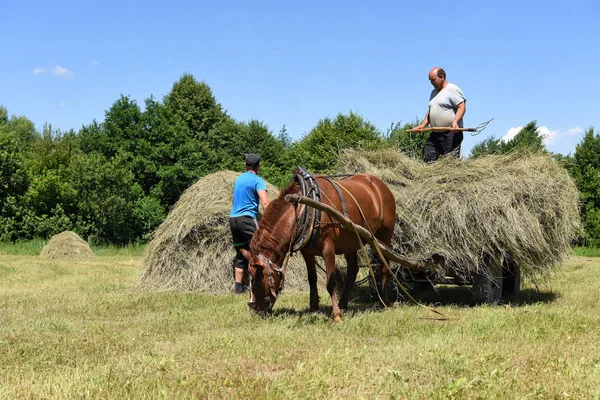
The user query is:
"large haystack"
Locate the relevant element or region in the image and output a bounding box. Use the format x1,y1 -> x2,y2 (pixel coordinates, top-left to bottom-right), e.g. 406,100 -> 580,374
336,149 -> 581,279
136,170 -> 310,293
40,231 -> 94,260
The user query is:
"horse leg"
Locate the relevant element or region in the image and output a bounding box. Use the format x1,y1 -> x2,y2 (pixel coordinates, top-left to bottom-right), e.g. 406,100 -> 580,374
323,243 -> 343,323
301,252 -> 320,312
339,251 -> 358,310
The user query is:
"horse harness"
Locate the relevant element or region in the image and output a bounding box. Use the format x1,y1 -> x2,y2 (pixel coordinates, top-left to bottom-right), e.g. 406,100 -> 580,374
290,167 -> 349,253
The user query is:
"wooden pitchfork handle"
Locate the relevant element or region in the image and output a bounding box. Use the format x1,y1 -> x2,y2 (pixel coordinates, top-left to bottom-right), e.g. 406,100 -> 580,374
409,127 -> 476,132
409,118 -> 493,135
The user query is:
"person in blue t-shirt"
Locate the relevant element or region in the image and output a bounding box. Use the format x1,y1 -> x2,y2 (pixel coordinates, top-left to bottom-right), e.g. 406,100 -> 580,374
229,153 -> 270,294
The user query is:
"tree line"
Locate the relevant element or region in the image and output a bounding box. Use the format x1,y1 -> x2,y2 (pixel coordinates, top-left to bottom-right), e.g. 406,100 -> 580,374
1,74 -> 598,245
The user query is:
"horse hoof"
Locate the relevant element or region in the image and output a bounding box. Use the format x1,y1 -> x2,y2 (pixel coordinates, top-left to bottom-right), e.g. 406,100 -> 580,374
309,305 -> 319,312
332,315 -> 343,324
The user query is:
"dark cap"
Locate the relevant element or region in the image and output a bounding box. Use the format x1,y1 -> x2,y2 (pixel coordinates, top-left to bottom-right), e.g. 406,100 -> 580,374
245,153 -> 260,168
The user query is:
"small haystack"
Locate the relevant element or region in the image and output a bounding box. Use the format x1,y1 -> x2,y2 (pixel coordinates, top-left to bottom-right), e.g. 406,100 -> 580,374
336,149 -> 581,280
136,171 -> 310,293
40,231 -> 94,260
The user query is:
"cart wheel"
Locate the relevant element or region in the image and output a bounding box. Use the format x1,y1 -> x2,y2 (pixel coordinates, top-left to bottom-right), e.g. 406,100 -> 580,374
412,271 -> 435,291
502,257 -> 521,298
472,259 -> 502,304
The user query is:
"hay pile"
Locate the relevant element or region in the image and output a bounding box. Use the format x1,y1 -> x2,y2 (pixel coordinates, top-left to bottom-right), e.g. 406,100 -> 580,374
40,231 -> 94,260
336,149 -> 581,279
136,170 -> 310,293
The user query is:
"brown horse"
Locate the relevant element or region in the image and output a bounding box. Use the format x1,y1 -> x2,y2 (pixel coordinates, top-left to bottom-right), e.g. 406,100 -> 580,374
247,174 -> 396,323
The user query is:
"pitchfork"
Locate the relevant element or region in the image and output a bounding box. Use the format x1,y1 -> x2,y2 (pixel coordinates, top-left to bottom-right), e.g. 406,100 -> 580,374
408,118 -> 493,136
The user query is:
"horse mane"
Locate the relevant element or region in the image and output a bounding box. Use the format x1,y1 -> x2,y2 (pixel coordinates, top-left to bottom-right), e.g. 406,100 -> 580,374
251,181 -> 301,255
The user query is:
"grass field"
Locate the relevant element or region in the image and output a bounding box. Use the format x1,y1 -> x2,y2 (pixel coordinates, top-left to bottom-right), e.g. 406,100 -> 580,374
1,248 -> 600,399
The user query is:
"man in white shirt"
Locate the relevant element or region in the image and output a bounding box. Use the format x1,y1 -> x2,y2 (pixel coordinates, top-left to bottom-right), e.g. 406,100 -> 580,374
409,67 -> 466,163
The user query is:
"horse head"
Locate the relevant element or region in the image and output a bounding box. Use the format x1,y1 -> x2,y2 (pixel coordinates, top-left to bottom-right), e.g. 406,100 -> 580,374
247,251 -> 284,313
246,181 -> 300,314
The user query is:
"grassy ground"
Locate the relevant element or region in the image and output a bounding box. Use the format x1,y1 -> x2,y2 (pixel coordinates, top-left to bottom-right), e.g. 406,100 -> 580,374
1,249 -> 600,399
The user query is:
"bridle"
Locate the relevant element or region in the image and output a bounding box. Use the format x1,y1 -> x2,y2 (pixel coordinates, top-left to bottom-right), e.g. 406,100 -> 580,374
247,253 -> 285,311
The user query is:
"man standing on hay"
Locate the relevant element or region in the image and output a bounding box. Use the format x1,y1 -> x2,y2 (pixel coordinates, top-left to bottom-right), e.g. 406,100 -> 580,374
229,153 -> 270,294
408,67 -> 467,163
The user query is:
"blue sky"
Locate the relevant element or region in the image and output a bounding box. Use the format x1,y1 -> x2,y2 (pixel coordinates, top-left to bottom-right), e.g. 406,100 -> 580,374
2,0 -> 598,156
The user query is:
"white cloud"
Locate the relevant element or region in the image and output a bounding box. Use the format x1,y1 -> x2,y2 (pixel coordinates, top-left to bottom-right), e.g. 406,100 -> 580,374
537,126 -> 558,145
91,60 -> 99,65
33,67 -> 46,75
52,65 -> 73,78
59,101 -> 67,107
501,126 -> 522,142
567,126 -> 583,136
501,125 -> 558,145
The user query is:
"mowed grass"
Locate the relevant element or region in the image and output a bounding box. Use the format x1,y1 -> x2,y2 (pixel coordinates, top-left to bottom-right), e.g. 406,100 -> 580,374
1,251 -> 600,399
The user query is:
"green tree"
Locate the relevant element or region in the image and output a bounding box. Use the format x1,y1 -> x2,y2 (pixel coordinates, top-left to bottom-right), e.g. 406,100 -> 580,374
290,112 -> 383,174
386,119 -> 428,160
204,118 -> 290,187
164,74 -> 227,138
135,96 -> 203,206
203,118 -> 246,171
277,125 -> 292,149
470,121 -> 547,158
19,125 -> 80,238
570,127 -> 600,245
470,136 -> 502,158
0,133 -> 30,241
66,152 -> 162,244
0,106 -> 8,124
103,95 -> 143,157
28,124 -> 77,175
0,127 -> 30,202
0,110 -> 37,241
238,120 -> 288,186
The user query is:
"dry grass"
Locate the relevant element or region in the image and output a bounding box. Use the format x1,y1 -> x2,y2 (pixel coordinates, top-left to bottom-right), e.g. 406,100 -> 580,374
135,171 -> 310,293
336,149 -> 581,280
39,231 -> 94,260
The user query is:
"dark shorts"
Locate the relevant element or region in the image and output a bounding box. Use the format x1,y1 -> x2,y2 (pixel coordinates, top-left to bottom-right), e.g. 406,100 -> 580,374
423,131 -> 463,163
229,216 -> 258,269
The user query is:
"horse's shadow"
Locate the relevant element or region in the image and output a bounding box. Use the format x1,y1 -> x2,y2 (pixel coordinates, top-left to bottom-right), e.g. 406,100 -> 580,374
266,284 -> 558,322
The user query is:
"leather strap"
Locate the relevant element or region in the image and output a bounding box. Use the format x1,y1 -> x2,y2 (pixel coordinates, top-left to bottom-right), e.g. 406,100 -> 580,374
322,176 -> 349,218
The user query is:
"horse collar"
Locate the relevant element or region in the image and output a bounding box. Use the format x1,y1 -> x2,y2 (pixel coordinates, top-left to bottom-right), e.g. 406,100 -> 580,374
290,167 -> 322,252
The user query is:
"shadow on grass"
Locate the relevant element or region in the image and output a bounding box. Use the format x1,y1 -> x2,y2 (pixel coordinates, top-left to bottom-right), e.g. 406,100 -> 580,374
266,284 -> 559,322
395,285 -> 559,307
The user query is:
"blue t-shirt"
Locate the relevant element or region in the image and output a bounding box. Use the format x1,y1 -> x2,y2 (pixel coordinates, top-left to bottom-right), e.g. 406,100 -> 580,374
230,172 -> 268,219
